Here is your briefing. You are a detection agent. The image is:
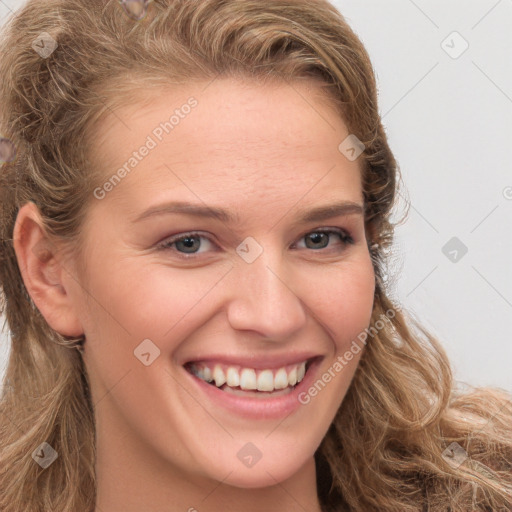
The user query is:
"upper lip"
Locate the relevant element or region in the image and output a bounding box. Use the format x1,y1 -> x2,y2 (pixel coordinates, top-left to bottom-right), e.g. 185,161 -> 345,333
182,353 -> 323,370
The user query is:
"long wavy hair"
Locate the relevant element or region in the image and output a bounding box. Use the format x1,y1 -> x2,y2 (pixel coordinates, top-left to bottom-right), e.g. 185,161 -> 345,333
0,1 -> 511,511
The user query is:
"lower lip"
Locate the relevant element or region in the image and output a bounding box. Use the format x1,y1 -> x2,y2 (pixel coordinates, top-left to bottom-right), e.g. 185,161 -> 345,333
182,357 -> 323,420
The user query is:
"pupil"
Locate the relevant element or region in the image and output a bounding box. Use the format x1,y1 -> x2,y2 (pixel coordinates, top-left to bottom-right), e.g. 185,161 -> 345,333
306,232 -> 328,249
177,236 -> 200,253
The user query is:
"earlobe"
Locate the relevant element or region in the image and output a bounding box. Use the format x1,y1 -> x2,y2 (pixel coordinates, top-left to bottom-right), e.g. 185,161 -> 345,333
12,201 -> 84,337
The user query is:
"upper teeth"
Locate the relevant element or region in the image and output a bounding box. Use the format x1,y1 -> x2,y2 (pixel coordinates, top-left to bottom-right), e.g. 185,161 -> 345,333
189,361 -> 307,392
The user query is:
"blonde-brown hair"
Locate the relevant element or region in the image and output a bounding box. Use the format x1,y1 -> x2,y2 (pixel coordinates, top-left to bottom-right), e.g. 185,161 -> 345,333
0,1 -> 511,511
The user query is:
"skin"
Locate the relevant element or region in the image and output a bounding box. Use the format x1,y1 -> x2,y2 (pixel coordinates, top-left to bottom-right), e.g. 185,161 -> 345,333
13,78 -> 375,512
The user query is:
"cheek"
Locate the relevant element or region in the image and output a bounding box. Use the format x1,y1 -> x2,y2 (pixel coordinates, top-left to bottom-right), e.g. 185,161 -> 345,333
301,257 -> 376,349
125,262 -> 235,338
294,258 -> 375,419
81,258 -> 235,349
84,252 -> 375,334
82,264 -> 271,383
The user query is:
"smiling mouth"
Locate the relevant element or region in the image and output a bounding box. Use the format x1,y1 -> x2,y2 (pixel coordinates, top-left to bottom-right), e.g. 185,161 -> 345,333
184,357 -> 318,395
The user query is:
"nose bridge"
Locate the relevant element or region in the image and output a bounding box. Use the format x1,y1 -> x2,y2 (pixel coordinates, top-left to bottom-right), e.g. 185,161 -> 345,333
227,243 -> 307,338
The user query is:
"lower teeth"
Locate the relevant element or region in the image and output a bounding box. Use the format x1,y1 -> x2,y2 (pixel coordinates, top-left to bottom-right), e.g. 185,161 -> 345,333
197,374 -> 303,394
218,384 -> 295,397
204,379 -> 294,392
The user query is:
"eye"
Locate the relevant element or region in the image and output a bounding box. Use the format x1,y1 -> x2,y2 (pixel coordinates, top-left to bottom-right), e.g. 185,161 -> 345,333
156,227 -> 354,259
293,228 -> 354,251
156,232 -> 216,258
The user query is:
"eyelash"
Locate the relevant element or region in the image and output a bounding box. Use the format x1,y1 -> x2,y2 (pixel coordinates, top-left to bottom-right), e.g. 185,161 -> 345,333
156,228 -> 355,259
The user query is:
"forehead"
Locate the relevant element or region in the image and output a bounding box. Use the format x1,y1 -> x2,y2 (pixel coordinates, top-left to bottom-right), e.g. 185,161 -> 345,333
88,77 -> 363,217
94,77 -> 347,155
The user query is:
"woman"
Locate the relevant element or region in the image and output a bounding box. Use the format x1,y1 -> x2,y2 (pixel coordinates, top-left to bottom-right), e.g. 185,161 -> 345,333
0,0 -> 510,511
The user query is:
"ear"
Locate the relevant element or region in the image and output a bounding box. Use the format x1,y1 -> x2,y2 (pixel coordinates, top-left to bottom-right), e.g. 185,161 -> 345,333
12,201 -> 84,337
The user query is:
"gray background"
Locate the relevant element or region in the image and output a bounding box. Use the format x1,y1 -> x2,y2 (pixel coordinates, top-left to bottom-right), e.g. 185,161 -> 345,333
1,0 -> 511,392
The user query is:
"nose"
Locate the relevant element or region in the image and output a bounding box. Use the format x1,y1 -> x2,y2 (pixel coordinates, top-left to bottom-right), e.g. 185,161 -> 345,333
226,248 -> 307,340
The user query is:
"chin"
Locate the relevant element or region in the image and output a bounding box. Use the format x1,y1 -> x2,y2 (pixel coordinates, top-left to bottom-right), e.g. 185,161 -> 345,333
222,464 -> 300,489
199,447 -> 315,489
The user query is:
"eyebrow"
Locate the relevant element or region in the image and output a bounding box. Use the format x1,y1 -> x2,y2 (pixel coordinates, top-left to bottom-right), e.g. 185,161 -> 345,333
133,200 -> 365,224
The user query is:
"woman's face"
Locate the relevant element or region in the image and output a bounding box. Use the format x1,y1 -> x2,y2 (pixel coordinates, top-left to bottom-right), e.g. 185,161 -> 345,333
71,77 -> 375,487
